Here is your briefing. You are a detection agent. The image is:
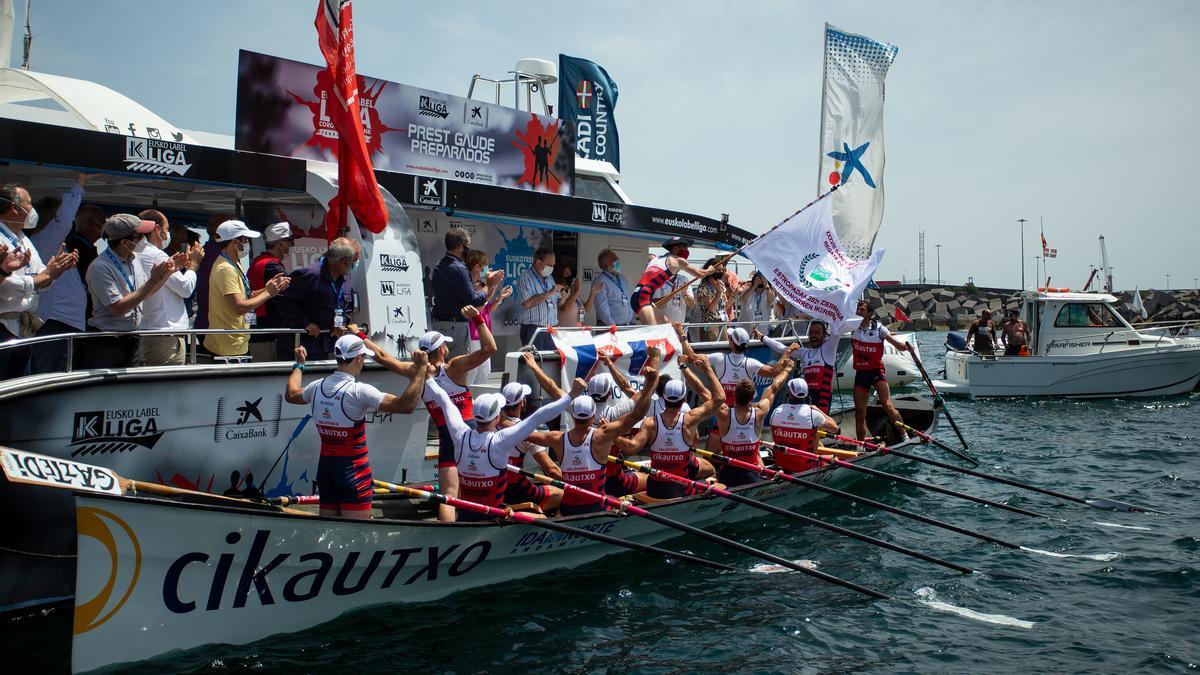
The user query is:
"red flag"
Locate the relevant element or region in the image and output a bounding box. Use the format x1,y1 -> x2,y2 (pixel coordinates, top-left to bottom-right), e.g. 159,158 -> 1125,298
895,306 -> 911,323
315,0 -> 387,239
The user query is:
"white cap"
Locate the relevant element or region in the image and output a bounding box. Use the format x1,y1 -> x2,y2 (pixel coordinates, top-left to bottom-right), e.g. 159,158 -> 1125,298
419,331 -> 452,351
334,335 -> 374,360
728,327 -> 751,347
264,222 -> 294,243
662,379 -> 687,402
472,393 -> 506,423
570,395 -> 597,420
587,373 -> 616,399
502,382 -> 532,407
787,377 -> 809,398
215,219 -> 260,243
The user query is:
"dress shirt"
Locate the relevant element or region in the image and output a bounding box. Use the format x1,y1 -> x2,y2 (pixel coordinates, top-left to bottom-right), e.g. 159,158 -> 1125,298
30,183 -> 86,329
517,267 -> 559,327
430,253 -> 485,320
136,241 -> 195,330
0,226 -> 46,335
593,269 -> 633,326
87,248 -> 148,331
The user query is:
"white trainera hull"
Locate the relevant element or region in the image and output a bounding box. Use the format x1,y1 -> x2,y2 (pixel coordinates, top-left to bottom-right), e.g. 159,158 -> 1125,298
70,449 -> 902,672
937,343 -> 1200,398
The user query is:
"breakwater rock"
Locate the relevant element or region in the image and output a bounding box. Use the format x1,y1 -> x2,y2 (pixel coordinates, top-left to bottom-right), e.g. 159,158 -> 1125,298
861,285 -> 1200,331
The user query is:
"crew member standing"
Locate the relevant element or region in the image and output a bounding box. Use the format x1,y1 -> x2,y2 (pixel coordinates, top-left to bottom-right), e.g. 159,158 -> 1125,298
850,300 -> 910,441
632,237 -> 712,325
759,320 -> 839,413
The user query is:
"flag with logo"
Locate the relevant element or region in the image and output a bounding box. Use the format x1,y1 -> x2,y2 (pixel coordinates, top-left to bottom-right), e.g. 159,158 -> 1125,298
1041,233 -> 1057,258
742,194 -> 882,335
558,55 -> 621,171
549,324 -> 681,391
818,24 -> 899,260
315,0 -> 388,238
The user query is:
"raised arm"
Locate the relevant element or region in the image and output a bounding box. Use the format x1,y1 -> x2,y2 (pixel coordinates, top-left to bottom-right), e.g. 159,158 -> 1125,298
448,305 -> 496,374
754,359 -> 794,416
596,365 -> 659,444
424,376 -> 470,438
522,352 -> 565,399
494,380 -> 581,449
686,354 -> 724,425
601,353 -> 636,398
378,350 -> 428,413
680,360 -> 711,403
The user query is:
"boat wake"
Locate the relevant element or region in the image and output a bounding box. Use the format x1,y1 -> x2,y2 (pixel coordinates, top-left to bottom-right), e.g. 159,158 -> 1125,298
1093,521 -> 1153,532
749,559 -> 819,574
1020,546 -> 1121,561
914,588 -> 1034,629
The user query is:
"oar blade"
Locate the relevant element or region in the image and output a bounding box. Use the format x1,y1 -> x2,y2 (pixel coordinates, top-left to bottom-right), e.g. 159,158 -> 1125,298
1085,498 -> 1169,515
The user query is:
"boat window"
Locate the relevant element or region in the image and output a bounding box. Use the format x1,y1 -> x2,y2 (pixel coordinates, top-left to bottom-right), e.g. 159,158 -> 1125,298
1054,303 -> 1122,328
573,174 -> 623,203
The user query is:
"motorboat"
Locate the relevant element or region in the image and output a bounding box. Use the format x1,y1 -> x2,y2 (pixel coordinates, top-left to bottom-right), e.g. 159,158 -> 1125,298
933,291 -> 1200,398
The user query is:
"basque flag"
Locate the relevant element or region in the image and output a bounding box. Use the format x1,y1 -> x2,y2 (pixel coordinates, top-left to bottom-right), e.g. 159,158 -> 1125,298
558,55 -> 621,170
316,0 -> 388,238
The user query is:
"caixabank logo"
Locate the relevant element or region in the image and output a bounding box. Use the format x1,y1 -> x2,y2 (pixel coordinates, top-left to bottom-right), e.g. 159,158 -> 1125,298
214,395 -> 283,443
70,408 -> 166,456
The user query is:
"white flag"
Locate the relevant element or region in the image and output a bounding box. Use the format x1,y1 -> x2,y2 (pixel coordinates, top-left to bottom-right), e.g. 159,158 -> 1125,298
1131,287 -> 1147,320
742,196 -> 882,335
819,24 -> 899,260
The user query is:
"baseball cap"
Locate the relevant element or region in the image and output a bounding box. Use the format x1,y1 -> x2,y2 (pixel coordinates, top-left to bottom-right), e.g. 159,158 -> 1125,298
587,373 -> 616,400
787,377 -> 809,398
102,214 -> 156,240
502,382 -> 532,407
264,222 -> 294,243
570,395 -> 597,420
472,393 -> 505,423
334,334 -> 375,360
418,331 -> 453,351
215,220 -> 261,243
728,327 -> 751,347
662,379 -> 687,402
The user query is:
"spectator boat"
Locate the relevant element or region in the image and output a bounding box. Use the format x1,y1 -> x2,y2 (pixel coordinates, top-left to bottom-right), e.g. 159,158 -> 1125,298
932,291 -> 1200,398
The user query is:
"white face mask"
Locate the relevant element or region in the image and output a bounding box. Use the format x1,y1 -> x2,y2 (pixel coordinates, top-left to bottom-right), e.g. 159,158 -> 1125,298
541,265 -> 554,278
160,229 -> 171,250
21,205 -> 38,230
478,267 -> 488,282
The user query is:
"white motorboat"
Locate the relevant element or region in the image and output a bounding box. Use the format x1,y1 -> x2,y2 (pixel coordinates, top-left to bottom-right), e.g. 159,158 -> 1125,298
934,291 -> 1200,398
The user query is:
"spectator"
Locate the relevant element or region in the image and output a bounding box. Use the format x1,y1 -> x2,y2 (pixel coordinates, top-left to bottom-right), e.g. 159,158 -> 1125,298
204,220 -> 289,360
137,209 -> 202,366
463,248 -> 511,385
695,257 -> 734,341
31,175 -> 101,373
517,247 -> 564,349
592,248 -> 634,327
430,227 -> 502,357
248,222 -> 294,362
194,214 -> 230,331
275,236 -> 355,360
739,271 -> 775,334
556,264 -> 596,328
84,215 -> 176,368
0,183 -> 79,377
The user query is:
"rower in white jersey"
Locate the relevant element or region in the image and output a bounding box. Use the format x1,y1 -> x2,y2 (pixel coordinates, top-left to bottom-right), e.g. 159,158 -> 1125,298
587,349 -> 662,496
769,378 -> 840,474
497,380 -> 564,514
703,353 -> 794,487
423,352 -> 584,522
700,325 -> 788,406
757,320 -> 839,414
526,358 -> 659,515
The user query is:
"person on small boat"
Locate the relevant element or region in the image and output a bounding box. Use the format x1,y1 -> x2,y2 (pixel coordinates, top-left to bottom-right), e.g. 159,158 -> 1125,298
851,300 -> 910,441
704,326 -> 790,405
526,359 -> 659,516
757,319 -> 839,413
619,353 -> 722,499
966,309 -> 997,356
285,335 -> 428,519
769,378 -> 841,473
631,237 -> 713,325
417,305 -> 497,521
707,363 -> 794,487
497,380 -> 564,514
424,352 -> 583,522
998,309 -> 1030,356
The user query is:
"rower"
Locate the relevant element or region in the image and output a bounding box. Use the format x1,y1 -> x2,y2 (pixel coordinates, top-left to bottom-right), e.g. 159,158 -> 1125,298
631,236 -> 712,325
526,361 -> 659,515
589,349 -> 663,497
707,364 -> 793,487
620,354 -> 722,499
705,326 -> 789,405
423,352 -> 582,522
498,381 -> 564,514
768,378 -> 840,474
284,336 -> 427,519
418,304 -> 497,522
850,300 -> 911,441
758,320 -> 838,413
966,309 -> 997,356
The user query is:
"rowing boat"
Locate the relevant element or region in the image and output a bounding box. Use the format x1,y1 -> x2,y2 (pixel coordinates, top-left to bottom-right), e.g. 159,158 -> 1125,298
64,397 -> 934,672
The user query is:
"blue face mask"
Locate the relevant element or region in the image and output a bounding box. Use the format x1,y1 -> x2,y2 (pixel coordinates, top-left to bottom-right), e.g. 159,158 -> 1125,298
612,260 -> 622,273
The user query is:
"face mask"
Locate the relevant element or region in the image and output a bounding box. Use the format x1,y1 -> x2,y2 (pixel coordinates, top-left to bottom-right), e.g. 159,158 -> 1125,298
611,260 -> 622,273
478,267 -> 488,282
21,205 -> 38,230
160,229 -> 171,250
352,259 -> 361,273
677,247 -> 690,260
541,265 -> 554,278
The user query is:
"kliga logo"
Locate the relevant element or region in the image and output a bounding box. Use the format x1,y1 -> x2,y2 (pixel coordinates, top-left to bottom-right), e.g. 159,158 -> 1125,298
124,137 -> 191,176
378,253 -> 410,272
70,408 -> 165,456
73,506 -> 141,635
418,95 -> 450,119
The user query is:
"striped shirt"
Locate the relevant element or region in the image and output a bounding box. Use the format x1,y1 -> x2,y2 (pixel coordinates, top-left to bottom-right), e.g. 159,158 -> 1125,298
517,267 -> 559,327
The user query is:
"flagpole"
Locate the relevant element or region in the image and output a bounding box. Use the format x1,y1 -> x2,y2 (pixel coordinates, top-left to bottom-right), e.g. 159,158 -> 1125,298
815,22 -> 830,199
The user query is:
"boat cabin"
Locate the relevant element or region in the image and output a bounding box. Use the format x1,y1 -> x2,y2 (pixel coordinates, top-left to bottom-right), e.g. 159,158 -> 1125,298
1019,290 -> 1147,356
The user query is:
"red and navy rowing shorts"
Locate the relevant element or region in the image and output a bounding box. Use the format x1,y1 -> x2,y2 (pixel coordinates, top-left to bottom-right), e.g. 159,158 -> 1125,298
436,425 -> 454,469
605,469 -> 642,498
717,464 -> 761,488
645,457 -> 704,499
853,368 -> 887,390
317,451 -> 373,512
505,473 -> 551,507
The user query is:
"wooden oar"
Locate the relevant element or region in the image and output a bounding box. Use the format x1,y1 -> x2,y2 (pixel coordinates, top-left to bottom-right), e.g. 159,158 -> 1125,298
371,479 -> 732,572
906,341 -> 973,455
871,438 -> 1168,515
513,466 -> 890,599
895,421 -> 978,466
614,457 -> 1025,579
779,436 -> 1051,519
694,448 -> 1030,552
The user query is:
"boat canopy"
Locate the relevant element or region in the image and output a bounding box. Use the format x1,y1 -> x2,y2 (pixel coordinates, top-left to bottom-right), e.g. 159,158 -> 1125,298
1023,290 -> 1119,304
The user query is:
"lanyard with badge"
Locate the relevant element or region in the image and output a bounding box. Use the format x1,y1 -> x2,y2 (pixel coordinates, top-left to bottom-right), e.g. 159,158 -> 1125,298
104,248 -> 136,293
331,276 -> 346,329
220,251 -> 256,327
0,226 -> 20,250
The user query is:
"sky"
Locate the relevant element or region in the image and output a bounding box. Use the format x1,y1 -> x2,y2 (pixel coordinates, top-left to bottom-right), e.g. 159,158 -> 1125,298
11,1 -> 1200,291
